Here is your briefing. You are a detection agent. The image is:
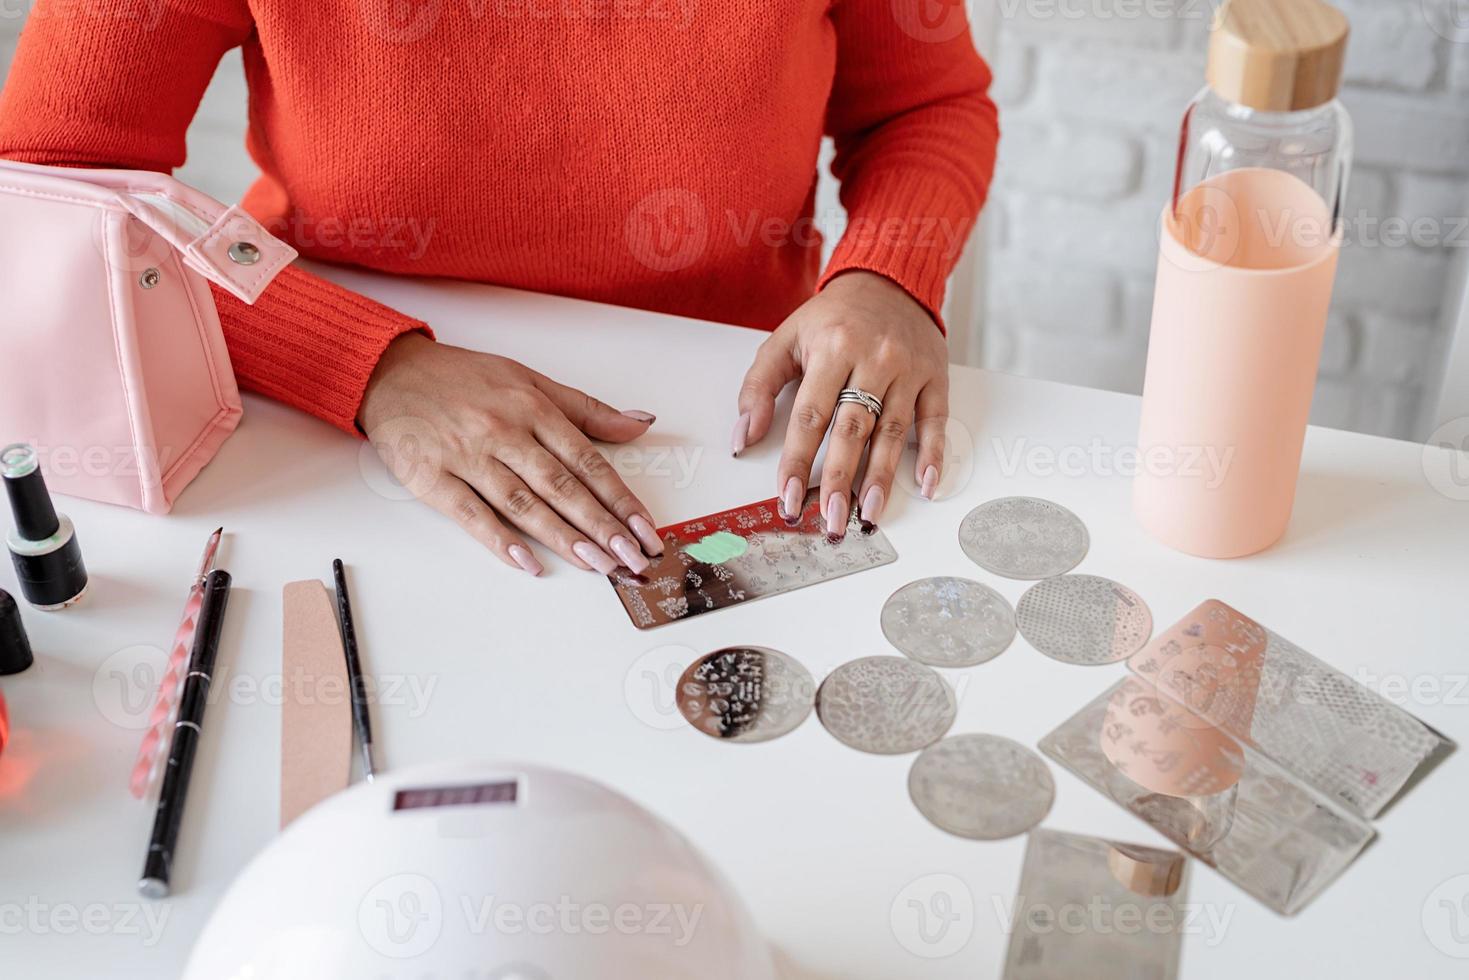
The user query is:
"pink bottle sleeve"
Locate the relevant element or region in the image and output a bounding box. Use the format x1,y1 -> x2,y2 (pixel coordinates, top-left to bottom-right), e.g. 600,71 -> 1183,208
1135,167 -> 1341,559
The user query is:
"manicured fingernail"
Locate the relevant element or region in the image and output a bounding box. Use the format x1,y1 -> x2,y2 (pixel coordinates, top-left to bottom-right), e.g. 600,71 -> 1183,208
609,535 -> 650,574
508,545 -> 543,577
628,514 -> 664,556
781,476 -> 804,523
825,491 -> 849,541
731,412 -> 751,458
621,410 -> 656,424
860,485 -> 885,525
920,465 -> 939,500
573,541 -> 619,575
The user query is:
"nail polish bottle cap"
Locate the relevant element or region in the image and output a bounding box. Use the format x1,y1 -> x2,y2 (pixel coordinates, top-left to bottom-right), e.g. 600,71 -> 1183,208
2,443 -> 61,543
0,589 -> 34,675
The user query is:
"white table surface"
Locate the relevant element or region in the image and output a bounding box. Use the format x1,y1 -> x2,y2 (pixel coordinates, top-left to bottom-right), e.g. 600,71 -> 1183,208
3,268 -> 1467,979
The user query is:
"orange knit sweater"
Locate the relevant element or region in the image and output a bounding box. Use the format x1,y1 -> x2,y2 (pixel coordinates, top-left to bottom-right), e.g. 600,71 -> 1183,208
0,0 -> 997,433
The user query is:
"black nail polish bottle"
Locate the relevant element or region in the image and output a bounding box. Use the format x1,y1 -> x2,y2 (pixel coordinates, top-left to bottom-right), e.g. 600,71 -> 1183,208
0,589 -> 33,674
3,444 -> 89,610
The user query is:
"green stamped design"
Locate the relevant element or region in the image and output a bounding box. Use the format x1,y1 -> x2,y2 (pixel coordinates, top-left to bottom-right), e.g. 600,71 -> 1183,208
682,530 -> 749,565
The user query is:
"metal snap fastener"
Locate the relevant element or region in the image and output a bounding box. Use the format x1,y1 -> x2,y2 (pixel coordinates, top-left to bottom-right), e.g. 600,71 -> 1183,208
227,241 -> 261,265
139,268 -> 161,289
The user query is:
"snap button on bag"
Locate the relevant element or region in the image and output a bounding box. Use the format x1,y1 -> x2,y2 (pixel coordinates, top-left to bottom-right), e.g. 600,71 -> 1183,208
227,241 -> 261,265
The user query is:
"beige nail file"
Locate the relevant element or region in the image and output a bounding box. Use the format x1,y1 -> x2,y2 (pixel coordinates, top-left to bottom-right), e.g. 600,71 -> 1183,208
281,580 -> 352,829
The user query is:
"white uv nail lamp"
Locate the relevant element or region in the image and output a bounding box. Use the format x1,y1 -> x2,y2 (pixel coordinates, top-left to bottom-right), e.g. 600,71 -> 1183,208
183,761 -> 778,980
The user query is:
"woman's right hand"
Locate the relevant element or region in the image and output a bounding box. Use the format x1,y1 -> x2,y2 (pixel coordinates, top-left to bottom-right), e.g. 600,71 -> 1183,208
357,333 -> 664,577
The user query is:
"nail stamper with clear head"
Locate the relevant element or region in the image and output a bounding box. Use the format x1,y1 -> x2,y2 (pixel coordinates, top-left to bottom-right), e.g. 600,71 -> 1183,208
3,444 -> 89,610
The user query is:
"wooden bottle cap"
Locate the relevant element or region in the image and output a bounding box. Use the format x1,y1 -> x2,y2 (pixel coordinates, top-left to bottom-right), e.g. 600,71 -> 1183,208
1207,0 -> 1350,112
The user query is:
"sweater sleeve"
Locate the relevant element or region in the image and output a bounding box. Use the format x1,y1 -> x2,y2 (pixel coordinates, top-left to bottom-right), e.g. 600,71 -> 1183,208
821,0 -> 1000,329
0,0 -> 428,434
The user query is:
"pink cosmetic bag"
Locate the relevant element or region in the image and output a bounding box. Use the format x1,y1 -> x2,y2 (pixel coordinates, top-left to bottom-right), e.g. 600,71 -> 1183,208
0,160 -> 296,513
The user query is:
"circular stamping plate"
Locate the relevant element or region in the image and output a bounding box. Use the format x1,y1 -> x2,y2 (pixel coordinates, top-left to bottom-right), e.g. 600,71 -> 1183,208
677,646 -> 816,743
880,577 -> 1016,668
958,497 -> 1090,580
908,733 -> 1056,840
1016,574 -> 1153,666
815,656 -> 958,755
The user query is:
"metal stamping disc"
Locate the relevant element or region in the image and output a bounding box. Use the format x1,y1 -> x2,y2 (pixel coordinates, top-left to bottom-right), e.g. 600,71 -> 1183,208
677,646 -> 816,743
908,734 -> 1056,840
957,497 -> 1090,580
880,577 -> 1017,668
816,656 -> 958,755
1016,575 -> 1153,666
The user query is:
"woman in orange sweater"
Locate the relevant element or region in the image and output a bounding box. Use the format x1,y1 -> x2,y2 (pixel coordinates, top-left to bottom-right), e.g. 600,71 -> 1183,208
0,0 -> 997,578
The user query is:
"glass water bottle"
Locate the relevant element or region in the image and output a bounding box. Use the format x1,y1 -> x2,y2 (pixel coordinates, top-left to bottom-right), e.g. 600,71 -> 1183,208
1135,0 -> 1353,558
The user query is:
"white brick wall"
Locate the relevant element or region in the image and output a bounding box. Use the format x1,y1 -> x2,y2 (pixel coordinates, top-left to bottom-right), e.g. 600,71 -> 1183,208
986,0 -> 1469,439
0,10 -> 21,81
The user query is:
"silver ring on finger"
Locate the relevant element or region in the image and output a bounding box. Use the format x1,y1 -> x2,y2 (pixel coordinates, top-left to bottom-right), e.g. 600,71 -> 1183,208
836,387 -> 883,417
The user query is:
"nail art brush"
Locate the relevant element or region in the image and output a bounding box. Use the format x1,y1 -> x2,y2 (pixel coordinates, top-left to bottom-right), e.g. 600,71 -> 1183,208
332,559 -> 377,782
130,527 -> 223,799
139,568 -> 232,898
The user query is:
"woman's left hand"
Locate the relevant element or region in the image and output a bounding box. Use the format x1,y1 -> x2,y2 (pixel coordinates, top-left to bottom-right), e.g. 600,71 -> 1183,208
733,270 -> 950,537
